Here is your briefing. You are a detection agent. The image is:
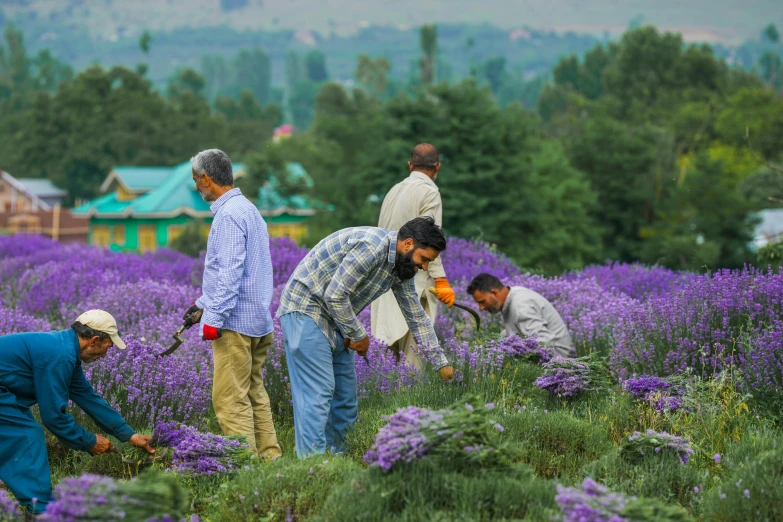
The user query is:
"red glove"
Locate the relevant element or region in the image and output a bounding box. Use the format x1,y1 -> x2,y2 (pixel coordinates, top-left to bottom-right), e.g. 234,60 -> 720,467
202,324 -> 222,341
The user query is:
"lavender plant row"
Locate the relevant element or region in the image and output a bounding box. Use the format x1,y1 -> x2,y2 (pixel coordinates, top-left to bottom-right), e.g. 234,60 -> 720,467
1,235 -> 782,433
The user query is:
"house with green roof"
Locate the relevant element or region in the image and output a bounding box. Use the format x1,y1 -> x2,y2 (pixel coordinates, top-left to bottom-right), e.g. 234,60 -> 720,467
72,161 -> 322,252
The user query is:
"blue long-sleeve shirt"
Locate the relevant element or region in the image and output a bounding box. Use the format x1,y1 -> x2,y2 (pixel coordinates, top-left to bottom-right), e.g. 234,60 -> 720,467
0,329 -> 135,451
196,187 -> 274,338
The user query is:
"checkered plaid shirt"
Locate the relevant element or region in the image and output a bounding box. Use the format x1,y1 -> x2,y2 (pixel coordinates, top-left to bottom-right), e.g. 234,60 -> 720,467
277,227 -> 448,369
197,188 -> 274,338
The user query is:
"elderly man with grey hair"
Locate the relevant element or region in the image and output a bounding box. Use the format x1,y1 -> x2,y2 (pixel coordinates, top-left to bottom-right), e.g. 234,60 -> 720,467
187,148 -> 282,459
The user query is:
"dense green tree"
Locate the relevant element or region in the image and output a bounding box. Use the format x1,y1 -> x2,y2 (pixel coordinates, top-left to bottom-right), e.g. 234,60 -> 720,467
304,50 -> 328,83
419,25 -> 438,85
639,154 -> 758,269
565,115 -> 659,261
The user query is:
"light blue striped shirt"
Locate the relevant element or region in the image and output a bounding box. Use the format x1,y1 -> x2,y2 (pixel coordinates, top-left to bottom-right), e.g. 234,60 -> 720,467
197,188 -> 274,338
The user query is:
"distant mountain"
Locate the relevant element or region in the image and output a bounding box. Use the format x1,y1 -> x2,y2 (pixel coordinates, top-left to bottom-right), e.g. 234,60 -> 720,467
3,0 -> 780,43
2,0 -> 779,91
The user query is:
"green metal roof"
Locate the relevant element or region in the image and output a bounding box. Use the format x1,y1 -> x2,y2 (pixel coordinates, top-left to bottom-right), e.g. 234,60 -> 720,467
104,166 -> 172,193
77,161 -> 325,219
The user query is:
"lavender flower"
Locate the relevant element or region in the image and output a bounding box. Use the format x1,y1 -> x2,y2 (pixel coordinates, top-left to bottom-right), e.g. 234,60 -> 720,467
555,478 -> 629,522
496,335 -> 554,364
150,423 -> 253,476
622,375 -> 684,412
0,489 -> 22,521
533,355 -> 610,398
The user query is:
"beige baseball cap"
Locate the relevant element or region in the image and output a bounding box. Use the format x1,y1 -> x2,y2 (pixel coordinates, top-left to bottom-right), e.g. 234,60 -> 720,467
75,310 -> 126,349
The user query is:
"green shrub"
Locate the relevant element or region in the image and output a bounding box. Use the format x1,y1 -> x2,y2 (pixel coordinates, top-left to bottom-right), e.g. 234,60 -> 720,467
756,239 -> 783,273
200,455 -> 360,521
702,448 -> 783,522
581,450 -> 704,507
317,459 -> 557,522
502,409 -> 614,479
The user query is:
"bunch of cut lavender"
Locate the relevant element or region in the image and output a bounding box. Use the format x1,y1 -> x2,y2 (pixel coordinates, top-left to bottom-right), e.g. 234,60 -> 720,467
40,471 -> 188,521
497,335 -> 554,364
622,375 -> 684,412
556,478 -> 628,522
0,489 -> 22,521
620,430 -> 695,465
533,354 -> 610,398
556,478 -> 690,522
364,398 -> 507,472
150,422 -> 254,476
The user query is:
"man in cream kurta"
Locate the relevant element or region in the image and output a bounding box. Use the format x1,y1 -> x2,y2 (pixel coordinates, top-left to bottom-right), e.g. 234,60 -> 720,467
371,144 -> 456,369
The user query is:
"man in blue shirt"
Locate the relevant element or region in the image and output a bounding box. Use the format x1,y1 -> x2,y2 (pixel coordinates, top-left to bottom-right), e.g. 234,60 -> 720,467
0,310 -> 155,516
189,148 -> 281,459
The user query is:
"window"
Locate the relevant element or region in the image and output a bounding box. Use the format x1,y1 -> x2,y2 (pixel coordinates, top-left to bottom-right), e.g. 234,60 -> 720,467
138,225 -> 157,253
167,225 -> 185,244
92,226 -> 110,247
113,224 -> 125,246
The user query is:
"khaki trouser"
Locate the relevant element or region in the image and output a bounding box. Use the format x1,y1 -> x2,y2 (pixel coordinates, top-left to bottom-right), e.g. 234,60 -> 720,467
387,292 -> 433,371
212,330 -> 282,459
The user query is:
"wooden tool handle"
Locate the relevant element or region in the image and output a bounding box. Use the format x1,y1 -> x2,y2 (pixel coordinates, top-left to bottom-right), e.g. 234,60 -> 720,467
428,286 -> 437,295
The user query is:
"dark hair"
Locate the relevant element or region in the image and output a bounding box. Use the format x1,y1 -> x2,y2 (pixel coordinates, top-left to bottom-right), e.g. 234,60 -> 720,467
191,149 -> 234,187
71,321 -> 111,342
410,143 -> 439,171
466,273 -> 505,295
398,216 -> 447,252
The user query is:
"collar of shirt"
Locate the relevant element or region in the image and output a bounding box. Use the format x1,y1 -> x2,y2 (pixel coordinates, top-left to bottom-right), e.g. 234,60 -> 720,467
209,187 -> 242,215
410,171 -> 437,188
387,230 -> 399,264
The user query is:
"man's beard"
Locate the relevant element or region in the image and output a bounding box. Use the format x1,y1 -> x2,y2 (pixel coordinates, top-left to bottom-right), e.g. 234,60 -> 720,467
393,250 -> 419,280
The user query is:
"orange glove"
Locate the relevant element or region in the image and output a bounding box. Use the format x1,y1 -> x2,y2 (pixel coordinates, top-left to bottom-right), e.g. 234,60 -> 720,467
434,278 -> 456,308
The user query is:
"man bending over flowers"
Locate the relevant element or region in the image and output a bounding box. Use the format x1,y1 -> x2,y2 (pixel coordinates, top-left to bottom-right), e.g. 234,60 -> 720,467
277,217 -> 455,458
468,273 -> 576,357
0,310 -> 156,517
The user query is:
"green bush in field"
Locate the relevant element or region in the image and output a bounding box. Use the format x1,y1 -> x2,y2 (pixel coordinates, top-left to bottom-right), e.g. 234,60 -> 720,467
317,459 -> 557,522
200,455 -> 360,521
702,448 -> 783,522
502,409 -> 614,479
581,450 -> 704,508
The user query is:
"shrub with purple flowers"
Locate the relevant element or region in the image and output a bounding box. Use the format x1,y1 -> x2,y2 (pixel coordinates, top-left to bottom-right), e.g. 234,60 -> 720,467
611,267 -> 783,381
147,422 -> 255,476
620,430 -> 695,465
566,262 -> 694,302
39,471 -> 188,521
364,397 -> 510,472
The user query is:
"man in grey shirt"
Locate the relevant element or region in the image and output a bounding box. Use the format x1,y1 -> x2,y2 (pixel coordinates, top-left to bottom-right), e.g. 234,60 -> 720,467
467,273 -> 575,357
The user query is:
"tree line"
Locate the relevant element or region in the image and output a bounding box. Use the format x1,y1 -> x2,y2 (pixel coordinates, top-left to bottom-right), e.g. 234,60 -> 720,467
1,22 -> 782,273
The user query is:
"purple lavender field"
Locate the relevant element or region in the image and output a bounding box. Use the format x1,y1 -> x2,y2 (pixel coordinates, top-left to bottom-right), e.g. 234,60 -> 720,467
1,234 -> 782,521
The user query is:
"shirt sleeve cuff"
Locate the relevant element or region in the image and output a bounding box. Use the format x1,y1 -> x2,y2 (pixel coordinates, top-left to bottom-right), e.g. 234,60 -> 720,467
113,424 -> 135,443
200,309 -> 225,330
344,324 -> 367,342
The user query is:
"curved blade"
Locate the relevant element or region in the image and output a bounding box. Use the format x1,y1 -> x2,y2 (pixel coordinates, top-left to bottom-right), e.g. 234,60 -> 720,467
452,302 -> 481,330
428,286 -> 481,330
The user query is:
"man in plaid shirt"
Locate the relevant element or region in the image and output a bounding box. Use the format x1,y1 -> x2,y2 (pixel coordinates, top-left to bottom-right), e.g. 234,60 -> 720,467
188,149 -> 281,459
277,217 -> 455,458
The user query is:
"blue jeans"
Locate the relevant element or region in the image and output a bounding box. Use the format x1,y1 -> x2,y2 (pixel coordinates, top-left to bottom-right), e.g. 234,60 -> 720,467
280,312 -> 358,458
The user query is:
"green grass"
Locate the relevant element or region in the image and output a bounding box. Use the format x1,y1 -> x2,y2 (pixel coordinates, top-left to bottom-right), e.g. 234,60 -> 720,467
41,357 -> 783,521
